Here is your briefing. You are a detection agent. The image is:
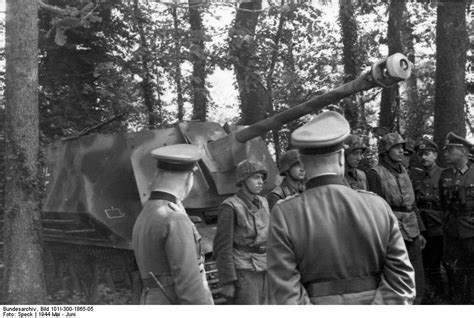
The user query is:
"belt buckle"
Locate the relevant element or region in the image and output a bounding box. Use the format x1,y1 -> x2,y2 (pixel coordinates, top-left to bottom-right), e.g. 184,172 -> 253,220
258,246 -> 266,253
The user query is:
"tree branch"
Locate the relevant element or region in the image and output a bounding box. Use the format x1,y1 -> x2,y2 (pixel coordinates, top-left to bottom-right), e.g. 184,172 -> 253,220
37,0 -> 68,15
61,112 -> 127,140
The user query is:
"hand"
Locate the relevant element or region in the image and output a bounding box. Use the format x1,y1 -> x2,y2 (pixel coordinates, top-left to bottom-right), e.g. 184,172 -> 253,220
220,283 -> 236,299
419,234 -> 427,249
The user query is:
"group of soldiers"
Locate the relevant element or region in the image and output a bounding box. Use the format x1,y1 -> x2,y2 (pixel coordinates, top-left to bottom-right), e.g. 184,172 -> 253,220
132,111 -> 474,305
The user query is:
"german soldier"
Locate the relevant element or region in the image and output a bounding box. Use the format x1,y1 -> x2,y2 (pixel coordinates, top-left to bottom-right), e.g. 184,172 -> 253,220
439,132 -> 474,304
343,134 -> 368,190
267,149 -> 305,211
132,144 -> 214,305
213,159 -> 270,304
267,111 -> 415,305
410,138 -> 444,301
367,132 -> 426,304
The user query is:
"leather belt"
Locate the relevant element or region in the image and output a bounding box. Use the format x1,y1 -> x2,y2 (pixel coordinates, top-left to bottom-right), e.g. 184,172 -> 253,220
233,243 -> 267,254
390,205 -> 414,213
304,275 -> 379,298
418,202 -> 441,211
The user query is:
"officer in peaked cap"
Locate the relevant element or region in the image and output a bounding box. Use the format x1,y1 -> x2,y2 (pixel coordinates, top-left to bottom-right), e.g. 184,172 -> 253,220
439,132 -> 474,303
367,132 -> 426,304
267,111 -> 415,305
132,144 -> 214,305
267,149 -> 306,211
410,138 -> 444,302
213,158 -> 270,304
343,134 -> 368,190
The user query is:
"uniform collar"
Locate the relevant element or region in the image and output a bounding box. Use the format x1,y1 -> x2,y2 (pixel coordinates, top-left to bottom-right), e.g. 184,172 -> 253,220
149,191 -> 178,204
451,163 -> 469,176
237,188 -> 261,209
424,163 -> 440,177
306,174 -> 345,190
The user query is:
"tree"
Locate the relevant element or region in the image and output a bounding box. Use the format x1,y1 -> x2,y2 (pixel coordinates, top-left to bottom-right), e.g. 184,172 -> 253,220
339,0 -> 361,129
189,0 -> 208,121
433,0 -> 467,149
230,0 -> 269,125
4,0 -> 47,303
380,0 -> 404,131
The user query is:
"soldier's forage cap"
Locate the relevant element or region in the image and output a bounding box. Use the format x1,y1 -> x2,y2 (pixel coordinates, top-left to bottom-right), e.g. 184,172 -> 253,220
444,132 -> 473,150
278,149 -> 301,175
151,144 -> 201,172
344,134 -> 367,154
291,111 -> 350,155
415,138 -> 438,153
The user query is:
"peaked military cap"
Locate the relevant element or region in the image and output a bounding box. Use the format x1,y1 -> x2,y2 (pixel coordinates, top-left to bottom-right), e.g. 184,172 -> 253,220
291,111 -> 350,155
151,144 -> 201,172
444,132 -> 473,150
415,138 -> 438,153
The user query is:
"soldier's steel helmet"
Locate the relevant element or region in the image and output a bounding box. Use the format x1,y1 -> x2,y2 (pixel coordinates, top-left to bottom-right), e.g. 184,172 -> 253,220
235,159 -> 268,187
278,149 -> 301,175
378,133 -> 406,154
343,134 -> 367,154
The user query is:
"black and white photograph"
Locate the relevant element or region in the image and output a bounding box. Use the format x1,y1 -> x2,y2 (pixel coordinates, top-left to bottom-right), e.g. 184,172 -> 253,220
0,0 -> 473,314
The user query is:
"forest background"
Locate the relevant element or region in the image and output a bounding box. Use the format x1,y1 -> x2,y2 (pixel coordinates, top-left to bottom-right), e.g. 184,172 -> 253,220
0,0 -> 473,304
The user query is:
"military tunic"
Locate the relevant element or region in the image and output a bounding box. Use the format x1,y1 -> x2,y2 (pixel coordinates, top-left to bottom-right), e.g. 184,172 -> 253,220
344,167 -> 368,190
267,178 -> 304,211
439,163 -> 474,303
132,191 -> 213,305
267,175 -> 415,305
367,158 -> 425,304
213,189 -> 270,304
410,164 -> 444,297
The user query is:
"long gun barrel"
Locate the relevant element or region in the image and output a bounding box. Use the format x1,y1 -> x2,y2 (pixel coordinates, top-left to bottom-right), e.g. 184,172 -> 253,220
234,53 -> 411,143
205,53 -> 411,175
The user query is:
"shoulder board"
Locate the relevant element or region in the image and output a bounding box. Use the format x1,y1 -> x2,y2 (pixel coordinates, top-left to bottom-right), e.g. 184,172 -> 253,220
413,167 -> 424,172
356,189 -> 378,196
167,201 -> 184,213
275,193 -> 299,205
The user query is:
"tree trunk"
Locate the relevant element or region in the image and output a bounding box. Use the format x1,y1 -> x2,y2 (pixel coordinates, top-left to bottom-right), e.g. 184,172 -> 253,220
402,6 -> 421,139
4,0 -> 47,303
380,0 -> 404,131
339,0 -> 360,129
230,0 -> 269,125
266,3 -> 286,160
189,0 -> 207,122
171,6 -> 185,122
433,0 -> 467,149
133,0 -> 157,127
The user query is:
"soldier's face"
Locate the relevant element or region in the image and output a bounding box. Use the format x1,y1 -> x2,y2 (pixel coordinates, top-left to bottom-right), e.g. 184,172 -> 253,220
387,144 -> 404,163
289,163 -> 305,181
419,150 -> 437,168
244,172 -> 265,195
346,149 -> 364,169
443,146 -> 464,165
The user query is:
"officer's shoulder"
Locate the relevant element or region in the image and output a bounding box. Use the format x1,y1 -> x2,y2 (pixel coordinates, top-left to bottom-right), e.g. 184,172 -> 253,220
355,189 -> 378,197
274,193 -> 299,206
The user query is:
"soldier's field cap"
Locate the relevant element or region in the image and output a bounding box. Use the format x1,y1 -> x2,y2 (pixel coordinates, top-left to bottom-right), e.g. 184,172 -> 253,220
415,138 -> 438,153
444,132 -> 472,150
151,144 -> 201,172
291,111 -> 350,155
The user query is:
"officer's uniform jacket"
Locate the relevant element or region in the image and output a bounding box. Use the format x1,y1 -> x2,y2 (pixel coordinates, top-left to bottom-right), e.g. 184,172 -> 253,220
344,167 -> 368,190
267,178 -> 304,211
368,158 -> 424,241
213,189 -> 270,285
439,163 -> 474,239
132,192 -> 213,305
410,164 -> 443,237
267,175 -> 415,305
